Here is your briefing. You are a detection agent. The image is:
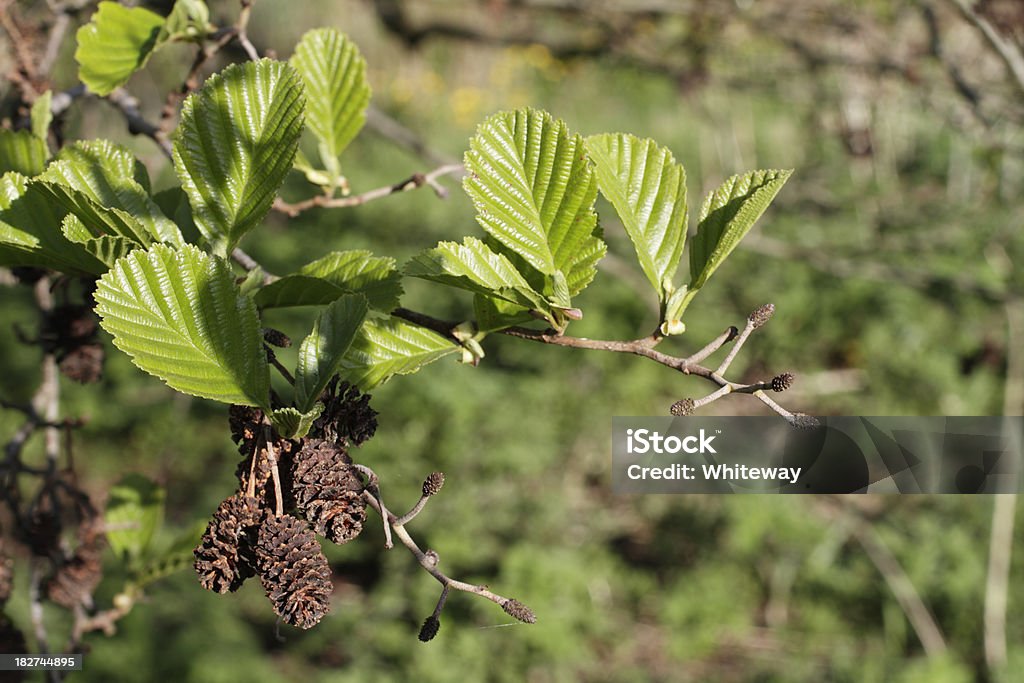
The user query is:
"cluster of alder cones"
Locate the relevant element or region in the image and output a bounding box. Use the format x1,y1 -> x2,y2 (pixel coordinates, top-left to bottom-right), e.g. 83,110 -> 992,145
193,379 -> 378,629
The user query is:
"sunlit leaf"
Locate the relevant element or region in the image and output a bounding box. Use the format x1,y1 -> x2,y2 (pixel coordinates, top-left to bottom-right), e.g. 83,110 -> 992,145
75,2 -> 166,96
290,28 -> 370,159
173,59 -> 305,256
340,317 -> 458,390
463,109 -> 603,290
106,474 -> 165,562
95,244 -> 271,407
586,133 -> 687,301
256,250 -> 402,311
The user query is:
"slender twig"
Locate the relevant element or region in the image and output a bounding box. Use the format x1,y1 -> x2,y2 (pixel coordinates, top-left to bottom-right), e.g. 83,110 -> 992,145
265,346 -> 295,385
948,0 -> 1024,97
684,326 -> 739,366
362,492 -> 528,614
846,511 -> 948,656
396,492 -> 432,526
356,465 -> 393,549
716,317 -> 755,374
236,0 -> 260,61
265,431 -> 284,516
983,298 -> 1024,674
273,164 -> 465,217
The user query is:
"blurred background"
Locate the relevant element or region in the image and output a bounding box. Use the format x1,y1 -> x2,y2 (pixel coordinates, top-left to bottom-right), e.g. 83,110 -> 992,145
1,0 -> 1023,680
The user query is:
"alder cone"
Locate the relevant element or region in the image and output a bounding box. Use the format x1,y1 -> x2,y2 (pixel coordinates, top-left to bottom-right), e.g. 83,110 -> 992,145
290,439 -> 366,545
47,520 -> 106,609
254,513 -> 332,629
59,342 -> 104,383
312,380 -> 377,446
193,495 -> 262,594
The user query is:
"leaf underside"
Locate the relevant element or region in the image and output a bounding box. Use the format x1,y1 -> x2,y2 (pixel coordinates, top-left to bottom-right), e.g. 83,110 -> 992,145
294,293 -> 369,412
256,250 -> 402,311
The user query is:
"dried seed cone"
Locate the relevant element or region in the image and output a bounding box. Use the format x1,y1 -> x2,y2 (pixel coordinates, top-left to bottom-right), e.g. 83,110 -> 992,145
313,381 -> 378,446
255,513 -> 332,629
193,495 -> 262,594
47,520 -> 106,609
418,615 -> 440,642
291,439 -> 366,545
59,342 -> 104,383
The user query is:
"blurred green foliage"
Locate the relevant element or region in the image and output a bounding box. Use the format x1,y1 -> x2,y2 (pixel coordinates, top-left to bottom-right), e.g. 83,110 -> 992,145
2,1 -> 1023,681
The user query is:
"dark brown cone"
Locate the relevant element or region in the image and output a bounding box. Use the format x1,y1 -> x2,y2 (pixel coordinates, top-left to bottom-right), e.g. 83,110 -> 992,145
262,328 -> 292,348
47,519 -> 106,609
25,502 -> 61,557
312,380 -> 377,446
290,439 -> 366,545
771,373 -> 794,392
749,303 -> 775,329
228,405 -> 264,447
418,615 -> 440,642
254,513 -> 332,629
58,342 -> 104,383
193,495 -> 262,594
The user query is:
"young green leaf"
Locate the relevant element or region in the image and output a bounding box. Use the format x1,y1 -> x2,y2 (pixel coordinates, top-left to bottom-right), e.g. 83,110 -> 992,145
464,108 -> 603,283
105,474 -> 165,563
689,169 -> 792,292
256,250 -> 402,311
472,294 -> 534,334
290,28 -> 371,159
42,140 -> 183,245
586,133 -> 687,301
0,175 -> 106,274
340,317 -> 459,390
75,2 -> 166,96
62,215 -> 139,267
0,130 -> 47,176
94,244 -> 271,407
405,237 -> 550,314
30,91 -> 53,143
270,404 -> 324,440
564,234 -> 607,297
173,59 -> 306,256
162,0 -> 212,41
294,294 -> 369,413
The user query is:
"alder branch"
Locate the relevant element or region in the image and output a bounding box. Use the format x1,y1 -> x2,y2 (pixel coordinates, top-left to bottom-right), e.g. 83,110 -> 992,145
391,305 -> 802,423
273,164 -> 465,216
360,475 -> 536,627
948,0 -> 1024,97
105,89 -> 174,159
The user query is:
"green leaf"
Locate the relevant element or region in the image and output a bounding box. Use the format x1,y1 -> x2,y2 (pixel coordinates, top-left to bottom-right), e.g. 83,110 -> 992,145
163,0 -> 212,41
134,520 -> 206,587
62,215 -> 139,267
173,59 -> 306,256
294,294 -> 369,412
0,175 -> 106,274
464,108 -> 603,281
256,250 -> 402,311
290,28 -> 371,159
406,237 -> 549,314
586,133 -> 687,301
564,232 -> 607,297
75,2 -> 166,96
0,130 -> 47,176
31,91 -> 53,142
94,244 -> 271,407
689,169 -> 792,292
42,140 -> 184,245
472,294 -> 533,334
105,474 -> 165,563
270,404 -> 324,439
340,317 -> 458,390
